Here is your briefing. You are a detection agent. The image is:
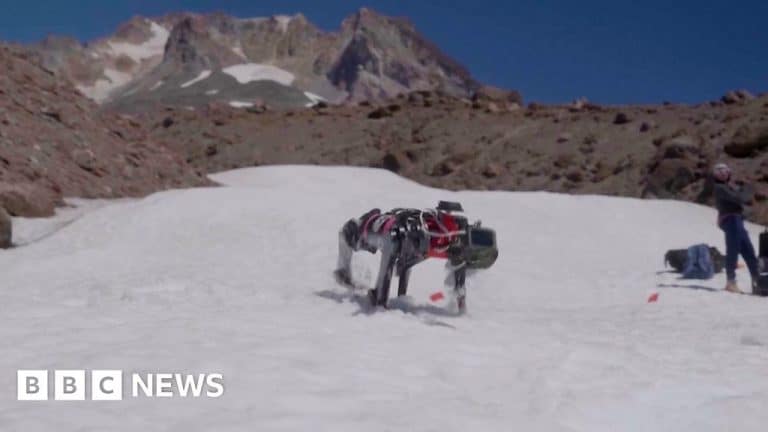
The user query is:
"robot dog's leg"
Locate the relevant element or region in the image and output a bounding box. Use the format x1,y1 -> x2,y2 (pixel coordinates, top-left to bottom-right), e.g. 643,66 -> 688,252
453,266 -> 467,313
370,239 -> 397,307
397,265 -> 412,297
334,220 -> 359,286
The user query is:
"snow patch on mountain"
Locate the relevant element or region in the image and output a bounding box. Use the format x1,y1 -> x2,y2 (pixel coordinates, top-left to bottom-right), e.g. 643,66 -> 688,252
77,68 -> 133,102
304,91 -> 326,107
149,80 -> 164,91
222,63 -> 295,86
180,70 -> 212,88
74,21 -> 170,102
232,42 -> 247,60
229,100 -> 254,108
205,89 -> 220,95
274,15 -> 292,33
107,21 -> 169,64
239,17 -> 268,25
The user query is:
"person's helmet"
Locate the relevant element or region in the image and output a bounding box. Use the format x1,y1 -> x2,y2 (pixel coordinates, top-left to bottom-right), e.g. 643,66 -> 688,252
712,163 -> 731,182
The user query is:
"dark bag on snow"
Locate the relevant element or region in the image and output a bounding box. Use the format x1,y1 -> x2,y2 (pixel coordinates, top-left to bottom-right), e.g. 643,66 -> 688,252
665,249 -> 688,272
754,275 -> 768,297
665,245 -> 724,275
757,229 -> 768,294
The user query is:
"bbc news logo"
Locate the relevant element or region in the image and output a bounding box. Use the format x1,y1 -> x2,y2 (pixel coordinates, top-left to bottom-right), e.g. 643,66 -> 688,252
17,370 -> 224,401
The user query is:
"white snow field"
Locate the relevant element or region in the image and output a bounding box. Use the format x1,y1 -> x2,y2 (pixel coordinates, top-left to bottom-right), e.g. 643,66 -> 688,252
222,63 -> 296,86
1,166 -> 768,432
228,101 -> 254,108
180,70 -> 212,88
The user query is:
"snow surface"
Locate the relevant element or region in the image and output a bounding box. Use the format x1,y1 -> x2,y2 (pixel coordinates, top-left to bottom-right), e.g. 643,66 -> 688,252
11,198 -> 128,247
228,101 -> 254,108
2,166 -> 768,431
222,63 -> 295,86
205,89 -> 220,96
180,70 -> 212,88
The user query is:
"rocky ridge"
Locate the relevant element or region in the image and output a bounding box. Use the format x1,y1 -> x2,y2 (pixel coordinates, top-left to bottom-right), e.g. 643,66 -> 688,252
138,89 -> 768,223
34,9 -> 481,110
0,43 -> 209,219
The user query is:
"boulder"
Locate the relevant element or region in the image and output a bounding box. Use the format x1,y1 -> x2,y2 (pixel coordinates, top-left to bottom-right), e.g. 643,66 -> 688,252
660,135 -> 698,159
482,162 -> 503,178
724,126 -> 768,158
407,92 -> 425,105
0,182 -> 59,217
613,112 -> 631,125
722,89 -> 756,105
569,97 -> 589,112
565,170 -> 584,183
485,102 -> 501,114
246,100 -> 269,114
432,159 -> 458,176
72,149 -> 97,171
643,159 -> 698,198
553,154 -> 575,169
0,206 -> 11,249
367,107 -> 392,119
381,151 -> 409,173
736,89 -> 755,101
472,85 -> 523,105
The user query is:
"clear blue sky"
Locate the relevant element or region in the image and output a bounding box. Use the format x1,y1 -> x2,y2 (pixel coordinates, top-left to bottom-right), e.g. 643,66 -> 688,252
1,0 -> 766,104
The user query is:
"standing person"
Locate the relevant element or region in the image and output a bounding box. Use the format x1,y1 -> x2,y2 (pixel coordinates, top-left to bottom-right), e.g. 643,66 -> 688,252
712,163 -> 759,293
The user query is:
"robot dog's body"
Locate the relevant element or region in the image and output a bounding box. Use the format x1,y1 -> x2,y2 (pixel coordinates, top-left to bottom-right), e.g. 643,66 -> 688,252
335,201 -> 498,312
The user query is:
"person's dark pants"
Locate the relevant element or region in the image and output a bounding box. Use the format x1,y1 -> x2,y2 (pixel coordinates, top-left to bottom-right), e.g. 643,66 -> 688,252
719,215 -> 759,282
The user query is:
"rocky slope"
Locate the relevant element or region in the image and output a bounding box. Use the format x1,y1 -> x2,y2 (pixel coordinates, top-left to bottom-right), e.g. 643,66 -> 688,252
0,43 -> 209,218
33,9 -> 480,111
5,9 -> 767,228
137,89 -> 768,224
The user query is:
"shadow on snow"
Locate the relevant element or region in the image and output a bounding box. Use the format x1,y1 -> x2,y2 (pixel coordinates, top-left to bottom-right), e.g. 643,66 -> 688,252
314,288 -> 459,329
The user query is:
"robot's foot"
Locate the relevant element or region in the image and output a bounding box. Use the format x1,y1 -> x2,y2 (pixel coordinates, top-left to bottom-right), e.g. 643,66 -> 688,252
368,289 -> 388,308
333,269 -> 352,287
457,296 -> 467,314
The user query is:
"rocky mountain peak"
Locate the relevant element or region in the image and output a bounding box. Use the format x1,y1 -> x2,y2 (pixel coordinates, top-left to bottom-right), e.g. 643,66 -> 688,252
163,17 -> 210,68
331,8 -> 476,101
113,16 -> 155,43
38,35 -> 82,52
32,9 -> 486,108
